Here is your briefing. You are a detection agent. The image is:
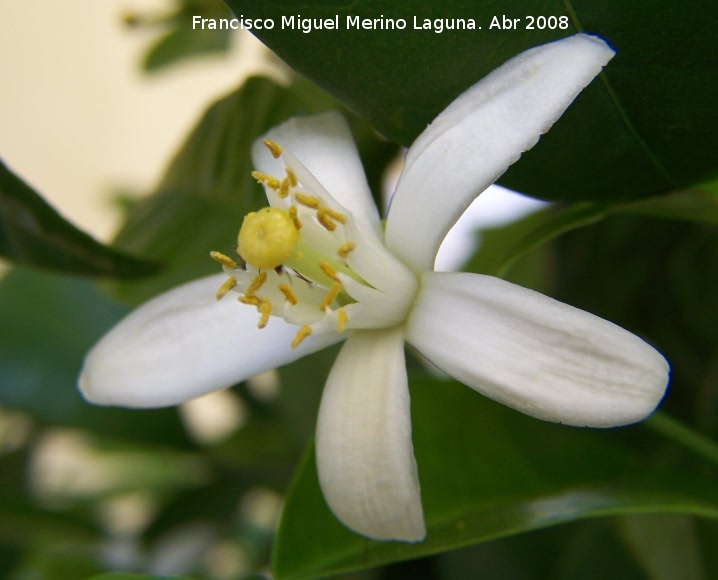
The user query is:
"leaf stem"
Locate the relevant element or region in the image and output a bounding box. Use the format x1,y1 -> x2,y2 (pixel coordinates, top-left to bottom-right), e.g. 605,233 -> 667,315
645,412 -> 718,468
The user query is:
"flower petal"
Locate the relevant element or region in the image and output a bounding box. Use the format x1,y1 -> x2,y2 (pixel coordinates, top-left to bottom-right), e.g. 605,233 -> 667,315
79,274 -> 341,408
406,272 -> 669,427
315,327 -> 425,542
385,34 -> 615,273
252,112 -> 381,232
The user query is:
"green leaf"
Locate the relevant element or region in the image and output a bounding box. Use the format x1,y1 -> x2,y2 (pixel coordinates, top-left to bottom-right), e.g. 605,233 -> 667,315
0,266 -> 189,446
491,203 -> 608,279
0,160 -> 158,278
87,574 -> 196,580
617,514 -> 706,580
616,187 -> 718,225
125,0 -> 235,72
226,0 -> 718,202
273,378 -> 718,579
107,76 -> 337,304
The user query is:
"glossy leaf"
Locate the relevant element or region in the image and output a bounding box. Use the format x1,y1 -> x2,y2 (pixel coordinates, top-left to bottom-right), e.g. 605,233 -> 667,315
273,378 -> 718,579
226,0 -> 718,202
87,574 -> 196,580
0,160 -> 158,278
0,266 -> 189,446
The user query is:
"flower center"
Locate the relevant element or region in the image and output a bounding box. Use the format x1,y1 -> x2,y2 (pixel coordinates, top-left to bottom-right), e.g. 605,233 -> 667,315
237,207 -> 299,270
210,138 -> 419,349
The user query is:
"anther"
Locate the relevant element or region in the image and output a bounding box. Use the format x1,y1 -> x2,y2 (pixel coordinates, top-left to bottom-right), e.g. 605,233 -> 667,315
239,295 -> 259,306
291,324 -> 312,349
215,277 -> 237,300
257,298 -> 272,328
278,284 -> 298,305
251,171 -> 281,190
210,251 -> 238,269
263,139 -> 283,159
279,178 -> 291,199
319,282 -> 342,311
285,167 -> 298,186
336,308 -> 348,332
246,272 -> 267,296
319,261 -> 340,283
316,211 -> 336,231
319,207 -> 346,225
295,193 -> 321,209
337,242 -> 356,259
288,206 -> 302,230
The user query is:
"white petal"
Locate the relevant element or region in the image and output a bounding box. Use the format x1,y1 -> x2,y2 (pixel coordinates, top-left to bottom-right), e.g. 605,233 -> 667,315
385,34 -> 615,273
315,327 -> 425,541
406,272 -> 669,427
79,274 -> 341,408
252,112 -> 381,232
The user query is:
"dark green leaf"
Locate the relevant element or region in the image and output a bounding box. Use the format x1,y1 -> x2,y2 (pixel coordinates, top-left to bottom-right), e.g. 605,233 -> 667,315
273,378 -> 718,579
144,26 -> 231,72
126,0 -> 235,72
226,0 -> 718,202
617,514 -> 706,580
87,574 -> 196,580
0,160 -> 158,278
0,266 -> 189,446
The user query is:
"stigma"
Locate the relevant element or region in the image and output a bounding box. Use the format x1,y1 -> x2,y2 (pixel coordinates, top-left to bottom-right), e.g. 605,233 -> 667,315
237,207 -> 299,270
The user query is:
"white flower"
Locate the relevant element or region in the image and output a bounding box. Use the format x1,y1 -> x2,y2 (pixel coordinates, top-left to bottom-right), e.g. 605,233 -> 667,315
79,34 -> 670,543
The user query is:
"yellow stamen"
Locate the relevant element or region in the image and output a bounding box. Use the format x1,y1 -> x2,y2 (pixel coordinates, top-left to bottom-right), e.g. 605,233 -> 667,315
246,271 -> 267,296
279,178 -> 291,199
257,298 -> 272,328
320,207 -> 346,225
319,261 -> 340,282
285,166 -> 298,186
337,242 -> 356,259
295,193 -> 321,209
215,277 -> 237,300
336,308 -> 348,332
316,212 -> 335,231
291,324 -> 312,349
210,251 -> 238,269
288,206 -> 302,230
319,282 -> 342,310
263,139 -> 282,158
278,284 -> 298,305
239,295 -> 259,306
251,171 -> 281,190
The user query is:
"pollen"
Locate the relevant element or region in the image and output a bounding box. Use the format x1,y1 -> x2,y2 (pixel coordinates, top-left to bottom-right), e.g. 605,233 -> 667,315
263,139 -> 283,158
291,324 -> 312,349
319,261 -> 340,283
337,242 -> 356,259
251,171 -> 281,190
295,193 -> 320,209
316,207 -> 346,231
278,284 -> 298,305
336,308 -> 348,332
215,277 -> 237,300
285,167 -> 298,186
210,251 -> 238,269
288,206 -> 302,230
237,207 -> 300,270
246,271 -> 267,296
257,298 -> 272,328
319,282 -> 342,311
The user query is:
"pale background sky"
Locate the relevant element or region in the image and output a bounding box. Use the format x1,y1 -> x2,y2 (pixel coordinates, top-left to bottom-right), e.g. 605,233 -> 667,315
0,0 -> 545,271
